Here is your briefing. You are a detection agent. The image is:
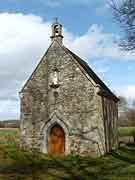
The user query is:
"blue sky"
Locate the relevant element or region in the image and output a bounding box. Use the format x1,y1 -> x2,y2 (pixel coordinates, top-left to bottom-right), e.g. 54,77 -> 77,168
0,0 -> 135,119
0,0 -> 119,34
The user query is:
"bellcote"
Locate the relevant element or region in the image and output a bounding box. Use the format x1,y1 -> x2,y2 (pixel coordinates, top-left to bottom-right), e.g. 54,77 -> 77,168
50,18 -> 63,45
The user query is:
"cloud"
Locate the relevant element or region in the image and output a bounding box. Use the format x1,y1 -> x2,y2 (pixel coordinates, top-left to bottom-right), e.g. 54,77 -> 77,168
67,24 -> 135,61
116,85 -> 135,100
0,13 -> 52,119
0,100 -> 19,120
0,12 -> 134,119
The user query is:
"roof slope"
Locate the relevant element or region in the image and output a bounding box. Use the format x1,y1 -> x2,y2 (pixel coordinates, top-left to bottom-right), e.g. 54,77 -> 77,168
64,47 -> 119,102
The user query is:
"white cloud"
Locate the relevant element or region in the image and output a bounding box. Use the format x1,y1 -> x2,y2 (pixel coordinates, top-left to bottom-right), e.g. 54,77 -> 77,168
116,85 -> 135,100
0,12 -> 134,119
96,66 -> 110,73
0,13 -> 51,119
67,24 -> 135,61
0,100 -> 19,120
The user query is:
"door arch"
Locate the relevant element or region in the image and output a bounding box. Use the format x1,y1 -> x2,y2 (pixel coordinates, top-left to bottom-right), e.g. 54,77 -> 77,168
48,124 -> 65,155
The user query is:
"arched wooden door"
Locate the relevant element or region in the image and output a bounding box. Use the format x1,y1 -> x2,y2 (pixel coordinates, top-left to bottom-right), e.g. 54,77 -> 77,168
48,124 -> 65,155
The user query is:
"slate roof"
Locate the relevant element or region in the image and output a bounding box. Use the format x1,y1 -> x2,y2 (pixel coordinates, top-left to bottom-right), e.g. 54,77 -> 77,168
64,47 -> 119,102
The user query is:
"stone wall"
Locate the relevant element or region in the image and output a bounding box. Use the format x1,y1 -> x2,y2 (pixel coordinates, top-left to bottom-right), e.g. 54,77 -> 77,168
20,40 -> 117,156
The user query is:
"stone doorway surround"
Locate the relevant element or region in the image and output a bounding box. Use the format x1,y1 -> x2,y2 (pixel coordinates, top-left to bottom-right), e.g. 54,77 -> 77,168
41,112 -> 70,155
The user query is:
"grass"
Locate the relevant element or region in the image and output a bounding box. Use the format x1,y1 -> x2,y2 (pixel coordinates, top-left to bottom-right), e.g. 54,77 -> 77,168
0,128 -> 19,146
0,128 -> 135,179
118,127 -> 135,137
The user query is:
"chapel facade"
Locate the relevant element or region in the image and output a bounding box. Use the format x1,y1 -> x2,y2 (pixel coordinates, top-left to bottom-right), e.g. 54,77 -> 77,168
20,19 -> 119,157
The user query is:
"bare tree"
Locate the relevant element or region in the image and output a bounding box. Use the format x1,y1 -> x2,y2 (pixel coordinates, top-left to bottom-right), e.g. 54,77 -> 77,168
118,96 -> 128,126
127,102 -> 135,144
118,96 -> 128,112
111,0 -> 135,51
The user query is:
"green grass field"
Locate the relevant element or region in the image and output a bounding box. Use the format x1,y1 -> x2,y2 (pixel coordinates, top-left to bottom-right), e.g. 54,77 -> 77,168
0,128 -> 135,180
118,127 -> 135,137
0,128 -> 19,146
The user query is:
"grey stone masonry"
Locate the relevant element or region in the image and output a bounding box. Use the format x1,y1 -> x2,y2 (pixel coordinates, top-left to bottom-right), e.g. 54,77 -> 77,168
20,20 -> 119,157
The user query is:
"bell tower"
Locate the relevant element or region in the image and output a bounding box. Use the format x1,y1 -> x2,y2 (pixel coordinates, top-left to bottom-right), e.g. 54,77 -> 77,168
50,18 -> 63,45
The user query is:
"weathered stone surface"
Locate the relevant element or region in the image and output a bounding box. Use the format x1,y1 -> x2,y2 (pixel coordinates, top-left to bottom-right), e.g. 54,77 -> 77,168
20,21 -> 118,156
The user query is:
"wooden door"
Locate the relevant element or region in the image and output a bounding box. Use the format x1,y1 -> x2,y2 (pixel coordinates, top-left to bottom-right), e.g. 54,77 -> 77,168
48,124 -> 65,155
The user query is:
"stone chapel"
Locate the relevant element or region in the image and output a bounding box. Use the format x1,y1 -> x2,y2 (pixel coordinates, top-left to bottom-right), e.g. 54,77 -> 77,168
20,19 -> 119,157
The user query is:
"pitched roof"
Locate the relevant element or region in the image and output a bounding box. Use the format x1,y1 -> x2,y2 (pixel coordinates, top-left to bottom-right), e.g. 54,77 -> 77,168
63,47 -> 119,102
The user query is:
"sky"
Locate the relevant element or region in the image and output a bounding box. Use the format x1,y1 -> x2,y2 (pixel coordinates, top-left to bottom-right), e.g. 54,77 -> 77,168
0,0 -> 135,119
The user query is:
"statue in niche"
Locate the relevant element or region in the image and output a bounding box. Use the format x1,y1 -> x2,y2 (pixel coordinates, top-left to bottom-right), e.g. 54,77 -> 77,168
53,71 -> 58,85
50,69 -> 59,88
